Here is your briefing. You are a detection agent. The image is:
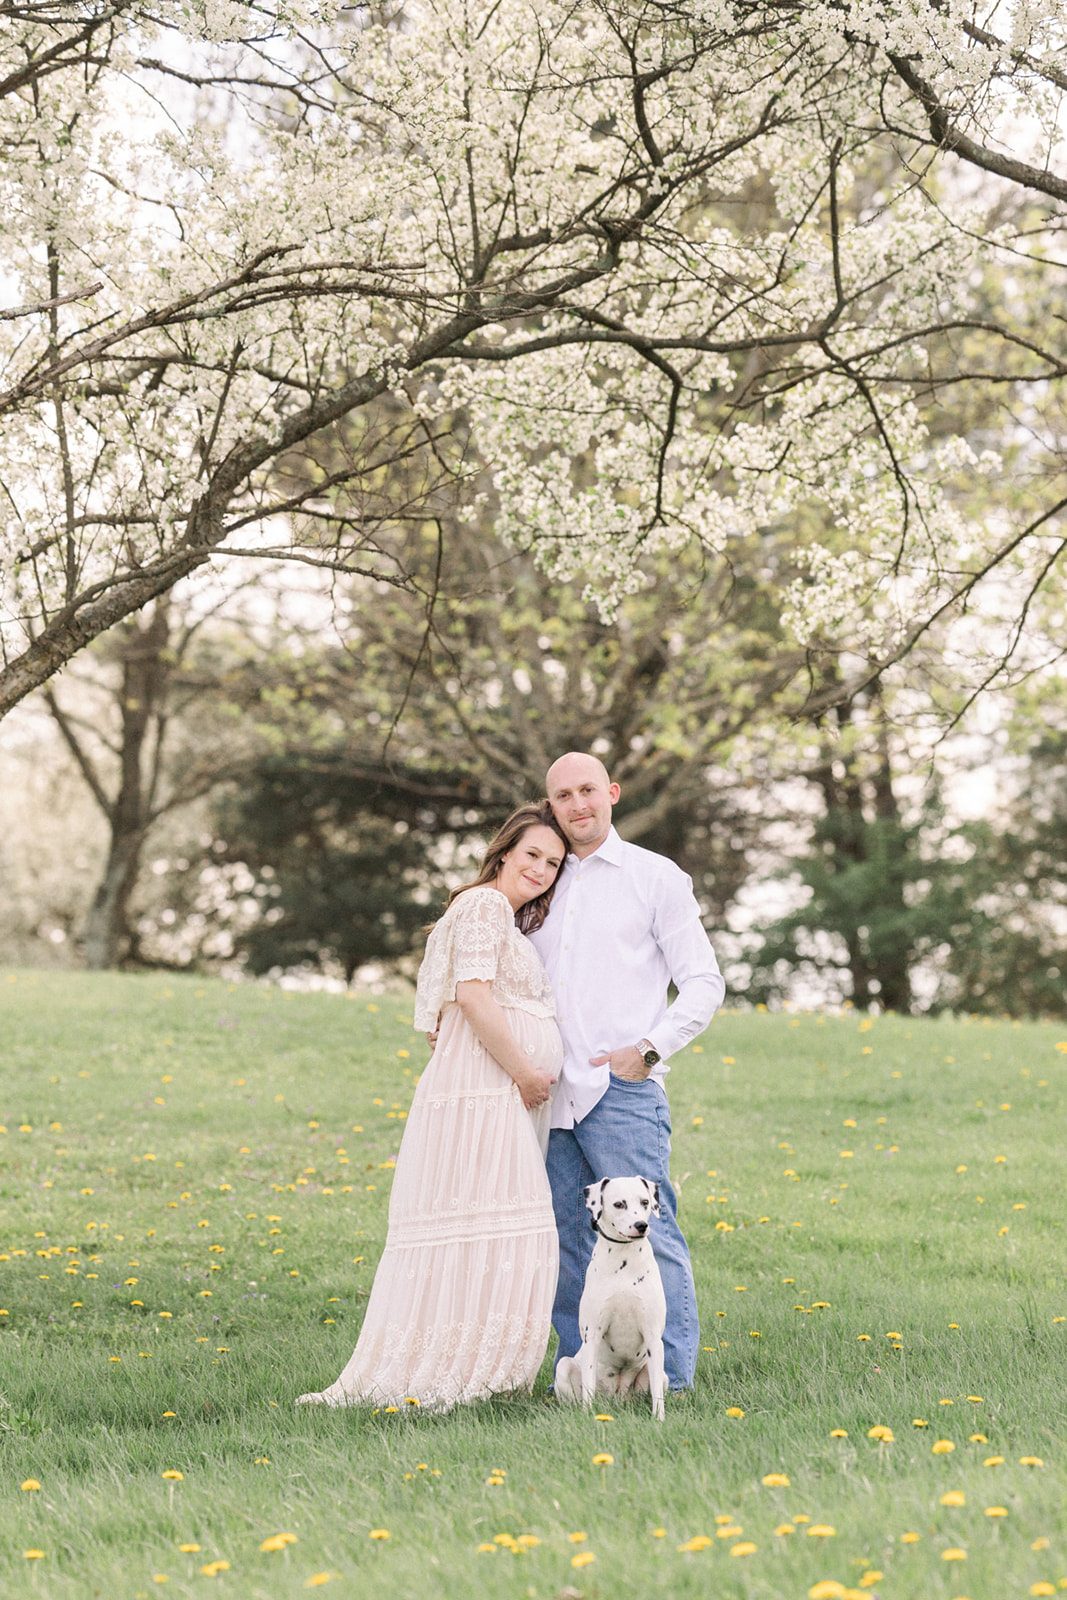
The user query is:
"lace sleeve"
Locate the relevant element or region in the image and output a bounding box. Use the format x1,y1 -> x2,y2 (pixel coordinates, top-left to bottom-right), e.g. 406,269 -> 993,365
413,888 -> 512,1029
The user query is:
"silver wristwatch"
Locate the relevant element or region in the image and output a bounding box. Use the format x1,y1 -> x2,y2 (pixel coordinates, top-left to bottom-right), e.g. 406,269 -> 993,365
636,1038 -> 661,1069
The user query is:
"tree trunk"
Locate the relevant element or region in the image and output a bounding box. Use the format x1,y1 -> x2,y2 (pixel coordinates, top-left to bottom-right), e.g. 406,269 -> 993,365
81,602 -> 171,969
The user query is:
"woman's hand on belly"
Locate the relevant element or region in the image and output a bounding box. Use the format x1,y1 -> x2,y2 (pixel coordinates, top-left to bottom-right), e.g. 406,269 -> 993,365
512,1064 -> 557,1111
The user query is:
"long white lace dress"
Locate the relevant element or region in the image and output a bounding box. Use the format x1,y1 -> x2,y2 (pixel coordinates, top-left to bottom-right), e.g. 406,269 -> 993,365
297,885 -> 562,1408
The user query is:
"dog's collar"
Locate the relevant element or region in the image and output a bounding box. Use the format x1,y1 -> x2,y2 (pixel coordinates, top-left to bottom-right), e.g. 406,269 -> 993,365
592,1219 -> 646,1243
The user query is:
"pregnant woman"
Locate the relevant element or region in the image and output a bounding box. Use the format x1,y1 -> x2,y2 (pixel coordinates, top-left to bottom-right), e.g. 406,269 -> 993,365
297,801 -> 567,1408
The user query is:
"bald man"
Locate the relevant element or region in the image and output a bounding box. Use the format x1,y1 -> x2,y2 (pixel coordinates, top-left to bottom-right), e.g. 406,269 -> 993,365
528,753 -> 725,1393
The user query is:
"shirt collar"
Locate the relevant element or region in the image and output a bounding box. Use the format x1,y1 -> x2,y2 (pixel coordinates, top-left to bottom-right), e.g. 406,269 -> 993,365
568,824 -> 624,867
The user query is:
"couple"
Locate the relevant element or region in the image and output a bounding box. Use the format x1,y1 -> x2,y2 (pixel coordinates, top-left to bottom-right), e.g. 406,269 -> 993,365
297,752 -> 725,1409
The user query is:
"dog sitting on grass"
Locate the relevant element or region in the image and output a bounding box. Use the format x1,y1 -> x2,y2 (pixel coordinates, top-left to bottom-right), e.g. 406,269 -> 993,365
555,1176 -> 668,1420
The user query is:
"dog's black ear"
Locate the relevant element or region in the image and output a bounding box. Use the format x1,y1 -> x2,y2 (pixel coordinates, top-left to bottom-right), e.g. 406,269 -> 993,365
645,1178 -> 661,1217
584,1178 -> 608,1226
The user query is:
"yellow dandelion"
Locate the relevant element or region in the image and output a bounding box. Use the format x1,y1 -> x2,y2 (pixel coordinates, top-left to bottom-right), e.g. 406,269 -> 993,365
830,1429 -> 848,1438
868,1425 -> 894,1442
808,1583 -> 846,1599
774,1523 -> 794,1536
200,1562 -> 230,1576
592,1452 -> 613,1466
1032,1537 -> 1051,1550
859,1573 -> 883,1588
762,1473 -> 790,1487
969,1433 -> 987,1443
23,1550 -> 46,1560
807,1525 -> 836,1537
913,1419 -> 929,1428
368,1529 -> 390,1540
985,1506 -> 1008,1518
725,1406 -> 745,1418
260,1533 -> 297,1552
984,1455 -> 1005,1466
1020,1455 -> 1044,1466
677,1536 -> 712,1552
900,1532 -> 921,1543
476,1544 -> 495,1553
941,1491 -> 965,1506
21,1479 -> 41,1491
941,1548 -> 967,1561
178,1543 -> 201,1552
568,1532 -> 587,1543
304,1577 -> 340,1589
161,1469 -> 184,1480
516,1535 -> 540,1547
571,1551 -> 596,1568
932,1440 -> 955,1454
731,1542 -> 757,1556
594,1413 -> 613,1421
1030,1585 -> 1056,1597
651,1528 -> 666,1538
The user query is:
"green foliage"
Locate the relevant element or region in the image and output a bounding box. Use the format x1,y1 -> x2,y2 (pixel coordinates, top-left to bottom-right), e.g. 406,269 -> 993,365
926,733 -> 1067,1018
3,972 -> 1067,1596
214,758 -> 487,979
751,805 -> 945,1013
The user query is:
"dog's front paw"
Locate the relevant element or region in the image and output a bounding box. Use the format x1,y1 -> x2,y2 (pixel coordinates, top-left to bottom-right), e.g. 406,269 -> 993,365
554,1356 -> 582,1402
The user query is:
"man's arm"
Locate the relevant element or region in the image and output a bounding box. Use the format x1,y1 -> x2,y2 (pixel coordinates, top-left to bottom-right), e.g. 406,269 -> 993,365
590,866 -> 724,1079
642,869 -> 725,1062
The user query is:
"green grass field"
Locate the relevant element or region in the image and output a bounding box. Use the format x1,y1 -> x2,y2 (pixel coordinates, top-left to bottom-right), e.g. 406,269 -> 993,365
2,970 -> 1067,1600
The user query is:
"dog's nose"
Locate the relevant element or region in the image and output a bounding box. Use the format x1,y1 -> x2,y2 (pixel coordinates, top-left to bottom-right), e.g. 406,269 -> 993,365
633,1221 -> 648,1234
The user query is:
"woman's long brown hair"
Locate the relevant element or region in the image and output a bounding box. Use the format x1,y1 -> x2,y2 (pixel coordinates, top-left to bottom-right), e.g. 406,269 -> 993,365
444,800 -> 569,933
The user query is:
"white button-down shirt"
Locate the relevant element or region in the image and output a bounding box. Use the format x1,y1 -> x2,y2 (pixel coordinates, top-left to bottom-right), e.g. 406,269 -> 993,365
529,826 -> 725,1129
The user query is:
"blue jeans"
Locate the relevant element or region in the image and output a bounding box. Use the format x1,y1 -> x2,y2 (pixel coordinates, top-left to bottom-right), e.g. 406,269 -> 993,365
546,1075 -> 698,1389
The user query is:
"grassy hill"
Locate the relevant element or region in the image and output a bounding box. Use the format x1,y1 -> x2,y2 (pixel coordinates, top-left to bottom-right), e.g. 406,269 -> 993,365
2,969 -> 1066,1598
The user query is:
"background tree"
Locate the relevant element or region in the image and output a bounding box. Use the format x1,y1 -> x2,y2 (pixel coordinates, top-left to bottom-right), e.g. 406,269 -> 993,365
35,575 -> 302,967
115,507 -> 798,979
2,0 -> 1067,723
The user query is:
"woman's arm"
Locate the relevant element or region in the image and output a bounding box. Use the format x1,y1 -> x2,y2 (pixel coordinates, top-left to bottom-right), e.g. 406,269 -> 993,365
455,980 -> 555,1109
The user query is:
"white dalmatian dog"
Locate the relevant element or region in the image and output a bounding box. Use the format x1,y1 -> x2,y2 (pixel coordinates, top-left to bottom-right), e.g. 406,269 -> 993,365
555,1175 -> 668,1421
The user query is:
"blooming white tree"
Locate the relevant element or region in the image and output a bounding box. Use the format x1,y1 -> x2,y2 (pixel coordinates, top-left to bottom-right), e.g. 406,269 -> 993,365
1,0 -> 1065,718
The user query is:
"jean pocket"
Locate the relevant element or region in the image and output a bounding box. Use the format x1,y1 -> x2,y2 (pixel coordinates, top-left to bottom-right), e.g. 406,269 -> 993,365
608,1071 -> 652,1088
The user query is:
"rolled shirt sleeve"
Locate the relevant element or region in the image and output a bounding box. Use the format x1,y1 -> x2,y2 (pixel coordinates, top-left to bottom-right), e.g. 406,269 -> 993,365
642,867 -> 726,1063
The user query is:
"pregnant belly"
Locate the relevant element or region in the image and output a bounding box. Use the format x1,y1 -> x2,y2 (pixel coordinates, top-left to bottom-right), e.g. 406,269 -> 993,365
505,1007 -> 564,1080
